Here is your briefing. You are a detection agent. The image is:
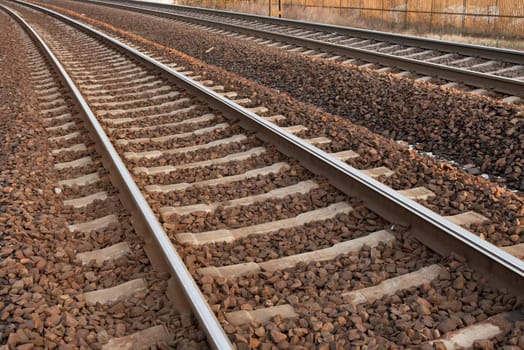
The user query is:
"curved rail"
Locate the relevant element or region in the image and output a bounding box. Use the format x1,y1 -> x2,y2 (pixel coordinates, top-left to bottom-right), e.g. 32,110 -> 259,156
0,3 -> 234,349
14,0 -> 524,298
84,0 -> 524,97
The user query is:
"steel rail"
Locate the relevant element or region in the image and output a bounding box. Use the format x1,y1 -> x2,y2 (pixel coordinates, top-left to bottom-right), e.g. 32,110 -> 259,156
15,0 -> 524,297
0,3 -> 234,349
92,0 -> 524,64
84,0 -> 524,97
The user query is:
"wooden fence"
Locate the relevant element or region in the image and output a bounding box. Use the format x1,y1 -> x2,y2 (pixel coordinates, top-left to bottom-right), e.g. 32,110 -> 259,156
176,0 -> 524,38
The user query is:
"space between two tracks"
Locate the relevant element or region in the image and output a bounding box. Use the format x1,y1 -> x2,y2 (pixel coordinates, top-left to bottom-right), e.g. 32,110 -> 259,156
85,0 -> 524,98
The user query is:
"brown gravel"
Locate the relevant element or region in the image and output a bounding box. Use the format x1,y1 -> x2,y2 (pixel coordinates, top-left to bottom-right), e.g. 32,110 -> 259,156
46,0 -> 524,192
8,4 -> 522,349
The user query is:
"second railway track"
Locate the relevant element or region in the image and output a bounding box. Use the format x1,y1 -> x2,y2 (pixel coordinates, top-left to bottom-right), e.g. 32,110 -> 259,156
87,0 -> 524,101
2,0 -> 524,348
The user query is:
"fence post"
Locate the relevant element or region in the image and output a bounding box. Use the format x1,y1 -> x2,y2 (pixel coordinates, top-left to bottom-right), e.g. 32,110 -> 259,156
462,0 -> 467,35
429,0 -> 434,32
404,0 -> 408,29
494,0 -> 499,37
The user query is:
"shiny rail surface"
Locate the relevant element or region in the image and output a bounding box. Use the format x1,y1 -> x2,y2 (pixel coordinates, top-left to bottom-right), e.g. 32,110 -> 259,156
14,0 -> 524,302
1,3 -> 233,349
85,0 -> 524,98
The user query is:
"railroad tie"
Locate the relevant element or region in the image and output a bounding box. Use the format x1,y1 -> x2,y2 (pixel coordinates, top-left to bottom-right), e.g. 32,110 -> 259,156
82,79 -> 166,95
116,123 -> 229,146
36,86 -> 59,96
397,187 -> 435,201
360,166 -> 395,179
38,91 -> 62,102
33,76 -> 55,89
45,121 -> 76,132
34,80 -> 56,90
54,156 -> 93,170
147,162 -> 290,193
88,85 -> 172,103
48,131 -> 82,143
97,98 -> 190,117
116,114 -> 285,145
39,98 -> 66,109
501,96 -> 521,104
145,149 -> 359,193
89,90 -> 180,109
44,112 -> 73,124
175,202 -> 353,245
58,172 -> 101,188
416,76 -> 433,82
396,71 -> 412,77
304,136 -> 331,146
442,82 -> 459,89
123,125 -> 310,160
105,105 -> 200,127
124,134 -> 247,160
501,243 -> 524,260
197,230 -> 396,278
101,325 -> 171,350
80,75 -> 157,90
135,147 -> 267,176
51,143 -> 88,155
445,211 -> 489,227
63,191 -> 109,208
41,104 -> 69,117
76,242 -> 131,265
342,264 -> 445,305
470,88 -> 489,96
424,311 -> 524,350
84,278 -> 146,305
225,304 -> 297,327
160,180 -> 319,218
67,214 -> 119,234
220,91 -> 238,98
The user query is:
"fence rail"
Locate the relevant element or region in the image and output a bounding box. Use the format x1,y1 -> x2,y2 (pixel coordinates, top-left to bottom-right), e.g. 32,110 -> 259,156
176,0 -> 524,38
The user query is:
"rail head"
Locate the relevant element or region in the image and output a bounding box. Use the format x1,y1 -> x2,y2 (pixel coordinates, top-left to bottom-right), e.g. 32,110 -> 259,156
111,0 -> 524,64
1,3 -> 234,349
15,0 -> 524,297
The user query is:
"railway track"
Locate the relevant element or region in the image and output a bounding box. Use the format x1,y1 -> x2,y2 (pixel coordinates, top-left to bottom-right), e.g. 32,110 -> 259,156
2,0 -> 524,348
86,0 -> 524,101
0,3 -> 229,349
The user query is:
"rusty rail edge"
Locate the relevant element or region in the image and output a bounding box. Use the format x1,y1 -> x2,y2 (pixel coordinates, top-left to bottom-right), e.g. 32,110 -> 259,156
15,0 -> 523,296
1,3 -> 234,349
